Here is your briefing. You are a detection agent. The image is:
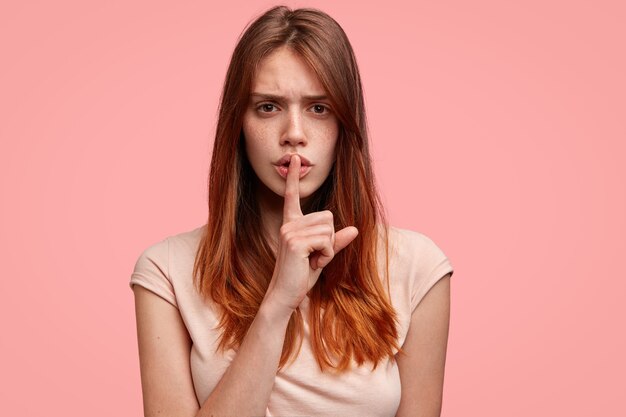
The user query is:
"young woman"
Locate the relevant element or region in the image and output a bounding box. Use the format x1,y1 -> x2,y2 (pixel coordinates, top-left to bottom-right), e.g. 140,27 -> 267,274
130,5 -> 454,417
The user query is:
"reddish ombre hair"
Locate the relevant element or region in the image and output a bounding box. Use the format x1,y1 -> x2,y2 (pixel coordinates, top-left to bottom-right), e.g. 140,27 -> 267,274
193,5 -> 401,372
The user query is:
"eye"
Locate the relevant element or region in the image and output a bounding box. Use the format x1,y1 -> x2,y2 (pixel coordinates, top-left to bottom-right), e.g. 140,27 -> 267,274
311,104 -> 330,115
257,103 -> 279,113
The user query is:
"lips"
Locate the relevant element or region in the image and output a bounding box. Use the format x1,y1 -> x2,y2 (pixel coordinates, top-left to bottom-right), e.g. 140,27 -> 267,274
274,154 -> 312,167
275,164 -> 312,179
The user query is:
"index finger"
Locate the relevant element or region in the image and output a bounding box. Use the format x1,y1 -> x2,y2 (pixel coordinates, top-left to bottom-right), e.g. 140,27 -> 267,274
283,154 -> 303,223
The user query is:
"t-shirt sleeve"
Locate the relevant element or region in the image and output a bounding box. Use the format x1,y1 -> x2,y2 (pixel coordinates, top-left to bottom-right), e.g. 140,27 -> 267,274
410,233 -> 454,313
128,237 -> 178,309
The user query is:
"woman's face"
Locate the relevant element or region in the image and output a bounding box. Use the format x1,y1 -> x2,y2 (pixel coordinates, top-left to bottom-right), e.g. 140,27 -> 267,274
242,46 -> 339,208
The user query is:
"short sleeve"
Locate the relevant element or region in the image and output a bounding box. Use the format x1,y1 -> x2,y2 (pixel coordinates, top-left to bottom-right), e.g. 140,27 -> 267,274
410,233 -> 454,313
129,237 -> 178,309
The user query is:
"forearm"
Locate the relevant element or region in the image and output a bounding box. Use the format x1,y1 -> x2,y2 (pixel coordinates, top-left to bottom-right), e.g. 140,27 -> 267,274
195,296 -> 292,417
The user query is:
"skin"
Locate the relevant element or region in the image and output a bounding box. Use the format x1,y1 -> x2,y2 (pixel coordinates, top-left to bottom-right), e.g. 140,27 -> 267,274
242,46 -> 341,253
132,44 -> 451,417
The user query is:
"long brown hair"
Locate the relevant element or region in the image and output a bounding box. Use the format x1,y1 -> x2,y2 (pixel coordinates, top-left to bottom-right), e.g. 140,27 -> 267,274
193,5 -> 400,372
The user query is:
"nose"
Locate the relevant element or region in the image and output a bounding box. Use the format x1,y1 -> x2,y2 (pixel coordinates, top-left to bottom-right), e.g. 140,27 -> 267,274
280,108 -> 307,147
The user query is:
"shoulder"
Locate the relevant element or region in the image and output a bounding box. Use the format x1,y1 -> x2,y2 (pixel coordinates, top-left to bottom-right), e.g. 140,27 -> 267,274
132,236 -> 169,278
132,224 -> 206,269
129,224 -> 207,308
384,225 -> 451,267
387,225 -> 432,248
383,224 -> 454,312
167,224 -> 206,256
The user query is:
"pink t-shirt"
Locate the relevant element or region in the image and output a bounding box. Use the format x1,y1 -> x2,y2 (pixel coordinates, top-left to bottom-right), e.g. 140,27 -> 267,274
129,224 -> 454,416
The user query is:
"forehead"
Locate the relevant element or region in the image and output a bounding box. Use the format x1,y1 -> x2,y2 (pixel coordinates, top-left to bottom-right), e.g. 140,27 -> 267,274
251,47 -> 326,96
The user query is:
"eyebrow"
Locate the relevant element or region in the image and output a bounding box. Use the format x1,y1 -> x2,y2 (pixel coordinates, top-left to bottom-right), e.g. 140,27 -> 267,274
250,92 -> 329,101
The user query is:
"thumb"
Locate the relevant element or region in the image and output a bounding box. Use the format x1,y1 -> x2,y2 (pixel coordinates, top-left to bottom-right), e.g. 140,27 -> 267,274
333,226 -> 359,254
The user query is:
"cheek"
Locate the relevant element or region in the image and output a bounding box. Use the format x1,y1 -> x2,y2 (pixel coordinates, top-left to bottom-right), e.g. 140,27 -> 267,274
243,126 -> 275,168
322,124 -> 339,159
242,119 -> 264,154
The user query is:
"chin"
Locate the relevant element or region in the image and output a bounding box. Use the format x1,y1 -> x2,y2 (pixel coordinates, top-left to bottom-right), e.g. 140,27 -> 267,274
277,184 -> 315,199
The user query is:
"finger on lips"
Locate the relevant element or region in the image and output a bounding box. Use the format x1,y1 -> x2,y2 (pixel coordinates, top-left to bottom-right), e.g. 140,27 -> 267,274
280,154 -> 341,271
283,154 -> 303,223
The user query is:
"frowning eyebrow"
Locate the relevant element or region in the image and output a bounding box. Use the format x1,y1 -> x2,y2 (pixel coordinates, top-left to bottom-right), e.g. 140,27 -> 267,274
250,92 -> 329,101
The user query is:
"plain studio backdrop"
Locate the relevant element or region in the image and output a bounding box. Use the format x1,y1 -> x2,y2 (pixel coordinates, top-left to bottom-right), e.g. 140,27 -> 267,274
0,0 -> 624,416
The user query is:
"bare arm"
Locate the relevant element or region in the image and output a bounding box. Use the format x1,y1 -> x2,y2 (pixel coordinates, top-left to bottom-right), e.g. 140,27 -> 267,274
196,294 -> 293,416
199,154 -> 356,416
395,273 -> 452,417
133,155 -> 358,416
133,285 -> 200,417
134,284 -> 293,417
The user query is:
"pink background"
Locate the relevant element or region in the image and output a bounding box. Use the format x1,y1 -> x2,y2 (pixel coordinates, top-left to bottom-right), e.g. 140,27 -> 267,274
1,0 -> 624,415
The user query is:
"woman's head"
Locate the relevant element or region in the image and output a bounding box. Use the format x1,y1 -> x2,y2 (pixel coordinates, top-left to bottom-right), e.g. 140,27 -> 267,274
210,5 -> 375,216
197,5 -> 399,372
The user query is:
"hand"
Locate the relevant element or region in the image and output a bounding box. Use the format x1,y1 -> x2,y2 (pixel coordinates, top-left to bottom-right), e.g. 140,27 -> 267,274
264,155 -> 359,313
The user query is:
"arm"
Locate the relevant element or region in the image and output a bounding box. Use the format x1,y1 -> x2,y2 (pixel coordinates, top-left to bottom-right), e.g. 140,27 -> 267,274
196,292 -> 293,416
395,273 -> 452,417
133,285 -> 200,417
133,156 -> 356,416
199,154 -> 355,415
133,285 -> 293,417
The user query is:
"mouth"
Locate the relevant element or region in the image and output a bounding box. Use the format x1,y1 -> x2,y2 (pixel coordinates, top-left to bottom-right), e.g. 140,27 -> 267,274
275,154 -> 313,167
275,164 -> 312,179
